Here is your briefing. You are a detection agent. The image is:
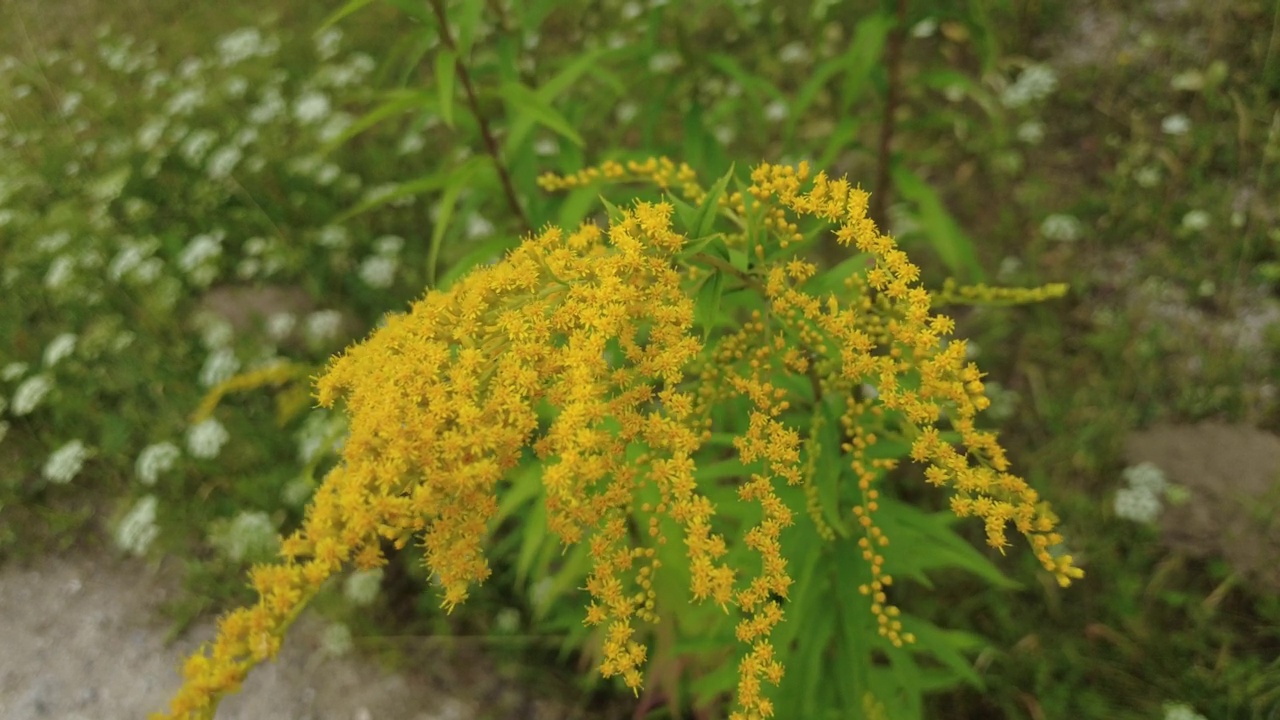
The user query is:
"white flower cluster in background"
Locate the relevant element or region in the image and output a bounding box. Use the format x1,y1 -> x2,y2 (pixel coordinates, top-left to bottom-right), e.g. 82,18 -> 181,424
1163,703 -> 1208,720
136,441 -> 181,485
1114,461 -> 1171,524
186,417 -> 229,459
1001,63 -> 1058,108
11,374 -> 53,416
43,439 -> 90,484
210,510 -> 278,561
358,234 -> 404,289
296,409 -> 348,464
343,568 -> 383,606
115,495 -> 159,555
1041,213 -> 1084,243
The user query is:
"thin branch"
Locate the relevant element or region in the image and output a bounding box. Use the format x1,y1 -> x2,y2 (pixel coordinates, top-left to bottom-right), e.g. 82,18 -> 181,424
428,0 -> 533,235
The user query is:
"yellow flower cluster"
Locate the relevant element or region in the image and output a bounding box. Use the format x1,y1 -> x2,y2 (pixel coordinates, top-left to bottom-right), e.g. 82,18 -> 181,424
537,155 -> 705,203
931,277 -> 1069,307
165,158 -> 1082,720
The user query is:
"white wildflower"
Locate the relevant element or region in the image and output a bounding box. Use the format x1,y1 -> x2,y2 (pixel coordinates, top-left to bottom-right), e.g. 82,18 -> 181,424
1122,462 -> 1168,496
177,57 -> 204,79
43,439 -> 89,484
1134,165 -> 1161,188
232,126 -> 258,147
37,231 -> 72,254
199,347 -> 240,388
533,136 -> 559,156
316,225 -> 349,249
321,623 -> 353,656
248,89 -> 285,125
1180,210 -> 1210,233
266,312 -> 297,343
397,132 -> 425,155
374,235 -> 404,256
2,362 -> 28,381
1161,113 -> 1191,136
314,163 -> 340,185
1114,486 -> 1161,524
115,495 -> 159,556
132,257 -> 164,285
357,255 -> 397,289
235,257 -> 261,280
186,418 -> 229,459
1163,703 -> 1207,720
1041,213 -> 1084,242
179,129 -> 218,165
304,310 -> 344,346
1016,120 -> 1045,144
59,91 -> 83,116
11,374 -> 53,415
210,510 -> 278,561
764,99 -> 789,123
112,331 -> 135,353
1001,64 -> 1058,108
344,568 -> 383,606
108,239 -> 158,282
205,145 -> 242,180
135,441 -> 181,485
614,101 -> 640,122
196,315 -> 234,349
778,41 -> 810,64
216,28 -> 266,66
911,17 -> 938,38
43,333 -> 77,367
223,75 -> 249,98
164,87 -> 205,116
648,51 -> 681,74
177,232 -> 222,281
316,112 -> 353,145
292,90 -> 332,125
465,214 -> 494,240
315,28 -> 343,60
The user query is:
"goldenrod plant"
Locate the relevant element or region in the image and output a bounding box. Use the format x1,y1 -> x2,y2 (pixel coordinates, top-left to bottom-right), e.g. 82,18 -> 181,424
161,158 -> 1079,719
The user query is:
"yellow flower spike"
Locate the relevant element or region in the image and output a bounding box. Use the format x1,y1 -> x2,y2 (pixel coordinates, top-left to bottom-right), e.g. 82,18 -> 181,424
165,160 -> 1079,720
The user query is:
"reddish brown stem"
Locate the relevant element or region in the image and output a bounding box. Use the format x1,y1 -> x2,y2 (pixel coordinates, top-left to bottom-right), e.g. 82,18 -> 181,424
428,0 -> 533,235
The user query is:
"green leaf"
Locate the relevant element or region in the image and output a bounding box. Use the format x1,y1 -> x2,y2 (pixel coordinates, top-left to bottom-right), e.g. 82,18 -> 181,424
427,164 -> 477,286
841,11 -> 894,110
434,49 -> 457,127
436,234 -> 520,290
667,192 -> 699,236
317,0 -> 376,31
499,81 -> 584,148
786,54 -> 850,139
890,164 -> 986,282
597,194 -> 624,224
555,186 -> 600,229
453,0 -> 485,57
334,171 -> 446,222
707,53 -> 786,106
876,496 -> 1021,590
693,163 -> 734,239
806,251 -> 872,298
694,271 -> 725,342
321,89 -> 435,154
905,618 -> 987,689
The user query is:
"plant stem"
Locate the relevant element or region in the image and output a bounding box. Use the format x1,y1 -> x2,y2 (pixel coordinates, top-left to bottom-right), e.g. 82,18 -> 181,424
428,0 -> 533,236
870,0 -> 908,230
